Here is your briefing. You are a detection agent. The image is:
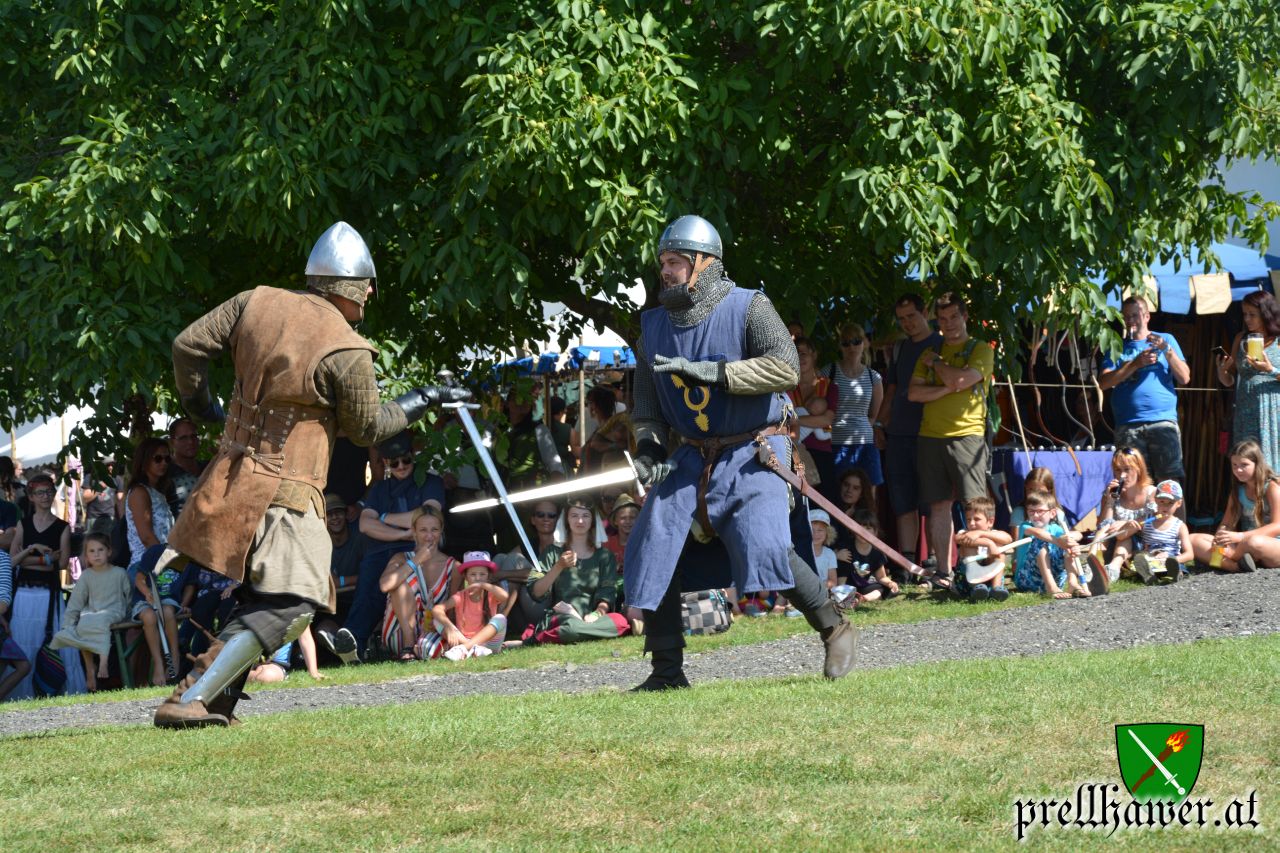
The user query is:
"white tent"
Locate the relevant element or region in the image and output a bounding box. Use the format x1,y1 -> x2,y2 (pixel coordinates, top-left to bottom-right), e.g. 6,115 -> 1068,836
2,405 -> 98,467
3,405 -> 169,467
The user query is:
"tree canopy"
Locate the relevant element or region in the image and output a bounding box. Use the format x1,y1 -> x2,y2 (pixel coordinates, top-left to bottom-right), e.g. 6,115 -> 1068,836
3,0 -> 1278,461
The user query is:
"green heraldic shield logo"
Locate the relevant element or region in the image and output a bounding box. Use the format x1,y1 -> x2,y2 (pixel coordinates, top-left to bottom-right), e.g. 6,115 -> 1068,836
1115,724 -> 1204,803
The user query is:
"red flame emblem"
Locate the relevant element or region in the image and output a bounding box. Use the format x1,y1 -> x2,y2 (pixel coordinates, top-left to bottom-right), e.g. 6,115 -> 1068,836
1166,729 -> 1189,752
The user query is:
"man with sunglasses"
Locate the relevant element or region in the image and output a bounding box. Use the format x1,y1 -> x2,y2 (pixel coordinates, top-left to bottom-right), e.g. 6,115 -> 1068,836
327,430 -> 445,664
154,221 -> 467,728
624,214 -> 857,691
166,417 -> 208,517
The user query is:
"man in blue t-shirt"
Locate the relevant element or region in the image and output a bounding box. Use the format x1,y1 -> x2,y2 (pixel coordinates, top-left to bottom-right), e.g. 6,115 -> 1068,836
331,431 -> 444,661
1099,296 -> 1191,486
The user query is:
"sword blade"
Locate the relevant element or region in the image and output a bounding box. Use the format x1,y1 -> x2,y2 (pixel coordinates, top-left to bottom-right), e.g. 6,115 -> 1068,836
452,406 -> 540,567
1127,730 -> 1185,794
449,465 -> 637,513
756,439 -> 925,578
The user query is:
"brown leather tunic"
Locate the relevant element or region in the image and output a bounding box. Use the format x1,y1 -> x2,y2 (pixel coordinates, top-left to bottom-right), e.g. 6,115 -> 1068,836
168,287 -> 377,582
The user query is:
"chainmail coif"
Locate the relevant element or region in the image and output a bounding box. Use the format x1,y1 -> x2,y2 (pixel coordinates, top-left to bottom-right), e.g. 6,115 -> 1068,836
660,258 -> 733,326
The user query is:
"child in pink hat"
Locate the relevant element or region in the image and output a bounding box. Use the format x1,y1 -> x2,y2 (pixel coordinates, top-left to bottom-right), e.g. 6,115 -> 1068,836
429,551 -> 510,660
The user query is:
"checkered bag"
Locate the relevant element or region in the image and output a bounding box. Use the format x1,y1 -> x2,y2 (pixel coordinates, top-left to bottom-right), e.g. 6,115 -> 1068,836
680,589 -> 732,636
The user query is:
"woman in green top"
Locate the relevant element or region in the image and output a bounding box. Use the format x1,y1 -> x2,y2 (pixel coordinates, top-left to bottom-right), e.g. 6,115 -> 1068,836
529,497 -> 625,644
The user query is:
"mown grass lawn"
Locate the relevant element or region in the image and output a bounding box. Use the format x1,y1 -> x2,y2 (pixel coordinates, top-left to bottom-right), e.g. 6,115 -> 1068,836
1,633 -> 1272,852
5,579 -> 1137,713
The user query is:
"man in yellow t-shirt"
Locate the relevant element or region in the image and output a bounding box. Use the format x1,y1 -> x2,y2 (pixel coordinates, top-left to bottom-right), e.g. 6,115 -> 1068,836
907,292 -> 994,584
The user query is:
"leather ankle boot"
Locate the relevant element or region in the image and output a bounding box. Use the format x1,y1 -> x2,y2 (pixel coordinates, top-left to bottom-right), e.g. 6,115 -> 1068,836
820,619 -> 857,679
154,668 -> 229,729
630,647 -> 690,692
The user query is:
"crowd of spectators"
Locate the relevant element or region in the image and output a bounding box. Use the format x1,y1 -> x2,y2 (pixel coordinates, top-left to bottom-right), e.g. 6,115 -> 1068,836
2,287 -> 1279,702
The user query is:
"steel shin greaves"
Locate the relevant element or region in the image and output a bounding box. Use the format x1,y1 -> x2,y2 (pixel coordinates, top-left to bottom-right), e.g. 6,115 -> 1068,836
178,629 -> 265,705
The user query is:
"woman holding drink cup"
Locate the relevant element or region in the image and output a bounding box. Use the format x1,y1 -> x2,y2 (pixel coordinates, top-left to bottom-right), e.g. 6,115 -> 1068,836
1216,291 -> 1280,472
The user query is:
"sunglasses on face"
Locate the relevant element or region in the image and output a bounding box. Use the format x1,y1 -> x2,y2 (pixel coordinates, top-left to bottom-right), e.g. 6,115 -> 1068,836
30,488 -> 55,498
387,455 -> 414,469
326,509 -> 347,518
152,454 -> 171,464
841,338 -> 865,347
533,511 -> 558,520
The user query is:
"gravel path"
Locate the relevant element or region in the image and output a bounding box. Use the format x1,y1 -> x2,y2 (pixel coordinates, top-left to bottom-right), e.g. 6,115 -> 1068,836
3,570 -> 1275,738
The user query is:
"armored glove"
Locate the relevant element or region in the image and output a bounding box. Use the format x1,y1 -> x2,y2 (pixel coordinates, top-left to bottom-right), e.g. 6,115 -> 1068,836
632,439 -> 674,487
180,388 -> 225,424
394,385 -> 473,424
652,355 -> 725,388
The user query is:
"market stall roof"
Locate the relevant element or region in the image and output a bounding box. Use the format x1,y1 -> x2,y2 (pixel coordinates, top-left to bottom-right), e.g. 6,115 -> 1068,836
492,346 -> 635,377
1102,241 -> 1271,313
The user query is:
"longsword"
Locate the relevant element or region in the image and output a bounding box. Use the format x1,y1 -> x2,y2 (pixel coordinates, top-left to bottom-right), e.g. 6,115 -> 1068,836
753,437 -> 932,582
1127,729 -> 1185,796
445,403 -> 540,567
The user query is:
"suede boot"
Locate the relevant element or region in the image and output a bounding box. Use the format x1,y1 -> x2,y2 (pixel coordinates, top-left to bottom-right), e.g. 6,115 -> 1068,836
820,619 -> 858,680
154,639 -> 229,729
630,646 -> 690,692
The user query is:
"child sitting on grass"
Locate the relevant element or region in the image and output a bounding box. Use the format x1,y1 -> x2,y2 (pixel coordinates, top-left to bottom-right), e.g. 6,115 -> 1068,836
431,552 -> 510,660
835,510 -> 899,603
810,509 -> 840,590
954,496 -> 1013,603
1013,491 -> 1087,599
1190,439 -> 1280,573
49,533 -> 131,692
1130,480 -> 1194,584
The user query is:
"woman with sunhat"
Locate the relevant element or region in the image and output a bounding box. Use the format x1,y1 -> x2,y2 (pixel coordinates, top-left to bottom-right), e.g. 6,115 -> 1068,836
604,493 -> 641,571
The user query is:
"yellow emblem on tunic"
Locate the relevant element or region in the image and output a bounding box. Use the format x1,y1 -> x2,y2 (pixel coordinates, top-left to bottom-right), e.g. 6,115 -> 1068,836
670,375 -> 711,432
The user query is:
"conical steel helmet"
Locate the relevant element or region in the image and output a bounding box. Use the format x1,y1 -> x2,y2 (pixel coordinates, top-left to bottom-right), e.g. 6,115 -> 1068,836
305,221 -> 377,286
657,215 -> 722,260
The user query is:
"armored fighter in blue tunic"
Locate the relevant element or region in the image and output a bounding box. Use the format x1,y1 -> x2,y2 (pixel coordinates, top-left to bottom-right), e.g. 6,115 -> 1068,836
624,215 -> 857,690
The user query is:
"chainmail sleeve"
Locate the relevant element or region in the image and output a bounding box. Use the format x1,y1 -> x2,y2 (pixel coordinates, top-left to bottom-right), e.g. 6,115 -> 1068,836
315,349 -> 408,447
723,292 -> 800,394
629,337 -> 671,452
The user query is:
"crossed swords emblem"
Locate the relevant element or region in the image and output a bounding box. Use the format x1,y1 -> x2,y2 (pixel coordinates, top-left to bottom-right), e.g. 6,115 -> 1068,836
1128,728 -> 1191,795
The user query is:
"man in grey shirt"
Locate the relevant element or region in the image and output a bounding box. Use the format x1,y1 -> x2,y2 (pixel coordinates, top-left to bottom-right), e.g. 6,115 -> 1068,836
874,295 -> 942,574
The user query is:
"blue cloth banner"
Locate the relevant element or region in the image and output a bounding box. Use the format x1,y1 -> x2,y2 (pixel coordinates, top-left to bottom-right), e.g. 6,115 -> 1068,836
992,448 -> 1114,531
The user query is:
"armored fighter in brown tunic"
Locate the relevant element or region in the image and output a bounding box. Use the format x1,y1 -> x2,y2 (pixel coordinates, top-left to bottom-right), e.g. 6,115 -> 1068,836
154,221 -> 468,728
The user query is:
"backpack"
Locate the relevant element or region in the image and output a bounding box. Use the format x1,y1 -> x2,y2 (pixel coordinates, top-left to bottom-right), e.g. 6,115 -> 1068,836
932,337 -> 1002,439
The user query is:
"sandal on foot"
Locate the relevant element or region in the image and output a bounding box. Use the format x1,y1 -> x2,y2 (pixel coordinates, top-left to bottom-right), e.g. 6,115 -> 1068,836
397,646 -> 417,662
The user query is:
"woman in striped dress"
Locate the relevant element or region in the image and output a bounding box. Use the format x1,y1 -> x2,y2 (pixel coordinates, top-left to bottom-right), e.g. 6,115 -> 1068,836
378,506 -> 458,660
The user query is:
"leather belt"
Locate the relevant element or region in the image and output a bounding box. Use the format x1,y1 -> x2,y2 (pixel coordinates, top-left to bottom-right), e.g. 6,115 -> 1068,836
684,423 -> 788,534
